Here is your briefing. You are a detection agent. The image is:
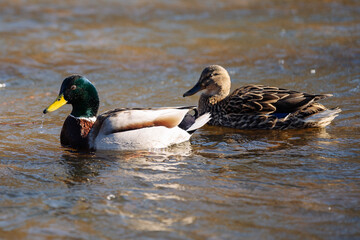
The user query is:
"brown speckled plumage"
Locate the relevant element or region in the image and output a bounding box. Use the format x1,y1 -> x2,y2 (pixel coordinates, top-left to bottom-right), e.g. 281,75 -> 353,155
183,65 -> 341,129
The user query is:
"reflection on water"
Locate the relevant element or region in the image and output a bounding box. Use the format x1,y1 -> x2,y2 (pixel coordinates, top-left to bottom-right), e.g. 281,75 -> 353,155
197,126 -> 337,157
59,142 -> 193,185
0,0 -> 359,239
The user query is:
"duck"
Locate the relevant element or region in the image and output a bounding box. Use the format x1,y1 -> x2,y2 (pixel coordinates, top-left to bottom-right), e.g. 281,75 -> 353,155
43,75 -> 210,151
183,65 -> 341,130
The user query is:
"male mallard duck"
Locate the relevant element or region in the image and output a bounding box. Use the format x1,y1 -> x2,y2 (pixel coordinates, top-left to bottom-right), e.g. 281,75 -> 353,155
43,75 -> 210,150
183,65 -> 340,129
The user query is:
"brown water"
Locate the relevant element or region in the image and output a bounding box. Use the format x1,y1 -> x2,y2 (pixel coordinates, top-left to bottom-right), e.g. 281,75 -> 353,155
0,0 -> 359,239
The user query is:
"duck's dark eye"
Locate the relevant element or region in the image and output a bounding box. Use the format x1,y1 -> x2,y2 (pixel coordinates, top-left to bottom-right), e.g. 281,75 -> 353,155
70,85 -> 77,90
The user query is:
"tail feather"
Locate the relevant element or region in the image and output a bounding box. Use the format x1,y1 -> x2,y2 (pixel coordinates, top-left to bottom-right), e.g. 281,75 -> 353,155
316,93 -> 333,98
186,113 -> 211,133
304,107 -> 341,127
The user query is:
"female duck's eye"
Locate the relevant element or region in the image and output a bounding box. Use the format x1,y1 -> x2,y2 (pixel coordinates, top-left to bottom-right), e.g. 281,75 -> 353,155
70,85 -> 76,90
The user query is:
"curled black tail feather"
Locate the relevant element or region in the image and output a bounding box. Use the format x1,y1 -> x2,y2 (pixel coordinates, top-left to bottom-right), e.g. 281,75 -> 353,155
178,108 -> 199,134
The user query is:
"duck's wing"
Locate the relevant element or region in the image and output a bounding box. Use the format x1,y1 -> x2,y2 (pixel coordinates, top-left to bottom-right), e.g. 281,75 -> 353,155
225,85 -> 332,115
89,106 -> 196,140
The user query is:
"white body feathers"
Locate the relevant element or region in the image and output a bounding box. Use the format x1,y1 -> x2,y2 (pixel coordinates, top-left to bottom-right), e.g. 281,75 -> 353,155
92,126 -> 191,150
88,107 -> 210,151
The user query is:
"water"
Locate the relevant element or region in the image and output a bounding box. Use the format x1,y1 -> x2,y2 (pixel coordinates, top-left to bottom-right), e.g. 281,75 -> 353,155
0,0 -> 359,239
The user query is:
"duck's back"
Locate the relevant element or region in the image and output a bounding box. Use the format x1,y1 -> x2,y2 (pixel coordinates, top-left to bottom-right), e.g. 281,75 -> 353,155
224,85 -> 330,114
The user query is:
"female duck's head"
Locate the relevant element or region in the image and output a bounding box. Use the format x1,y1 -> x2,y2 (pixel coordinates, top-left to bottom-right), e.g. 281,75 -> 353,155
183,65 -> 231,98
43,75 -> 99,118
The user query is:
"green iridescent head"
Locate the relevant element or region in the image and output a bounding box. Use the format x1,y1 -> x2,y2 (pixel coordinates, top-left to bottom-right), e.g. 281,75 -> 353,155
43,75 -> 99,118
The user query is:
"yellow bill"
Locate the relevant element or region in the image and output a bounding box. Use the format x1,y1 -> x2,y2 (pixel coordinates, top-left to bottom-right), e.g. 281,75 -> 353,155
43,94 -> 67,114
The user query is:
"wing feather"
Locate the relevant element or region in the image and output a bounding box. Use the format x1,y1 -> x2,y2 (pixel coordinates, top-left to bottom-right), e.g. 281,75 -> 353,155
224,85 -> 332,115
89,107 -> 195,146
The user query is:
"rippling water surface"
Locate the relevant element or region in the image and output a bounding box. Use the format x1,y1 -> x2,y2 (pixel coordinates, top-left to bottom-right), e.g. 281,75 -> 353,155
0,0 -> 359,239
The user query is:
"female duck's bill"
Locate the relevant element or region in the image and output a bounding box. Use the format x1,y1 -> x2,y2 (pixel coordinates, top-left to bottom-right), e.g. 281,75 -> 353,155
183,65 -> 341,129
43,75 -> 210,151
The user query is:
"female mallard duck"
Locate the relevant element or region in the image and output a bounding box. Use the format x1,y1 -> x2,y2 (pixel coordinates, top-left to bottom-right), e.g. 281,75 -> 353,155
183,65 -> 340,129
43,75 -> 210,150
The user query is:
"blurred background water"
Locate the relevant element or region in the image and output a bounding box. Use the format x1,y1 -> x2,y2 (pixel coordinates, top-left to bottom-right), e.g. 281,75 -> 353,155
0,0 -> 359,239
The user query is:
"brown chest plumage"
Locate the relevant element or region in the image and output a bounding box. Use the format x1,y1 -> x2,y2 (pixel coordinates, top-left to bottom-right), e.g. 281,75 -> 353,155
60,115 -> 94,150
